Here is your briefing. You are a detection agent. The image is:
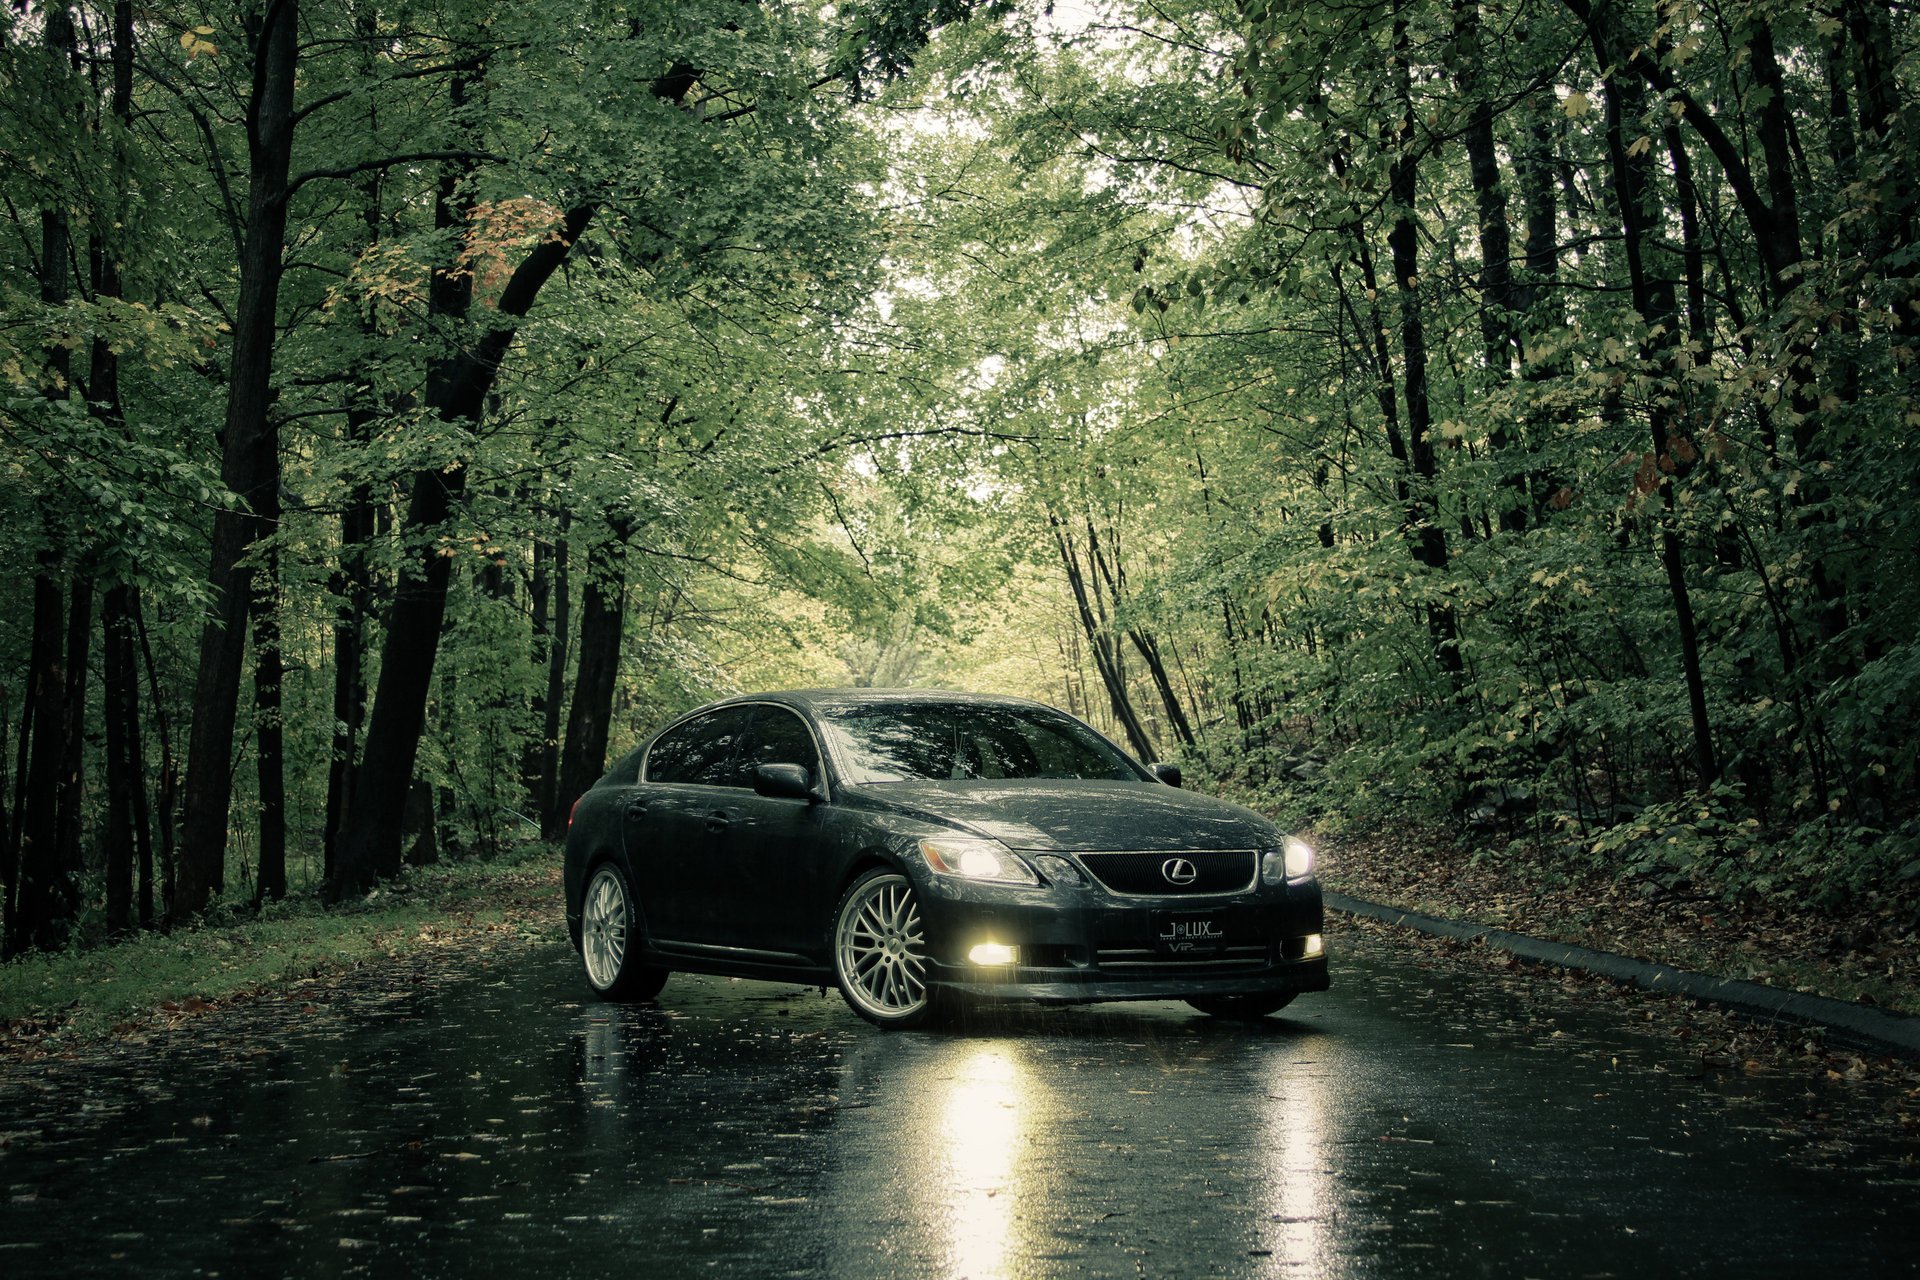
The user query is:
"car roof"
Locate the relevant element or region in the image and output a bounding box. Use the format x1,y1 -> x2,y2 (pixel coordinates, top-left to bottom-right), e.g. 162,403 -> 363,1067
702,688 -> 1056,715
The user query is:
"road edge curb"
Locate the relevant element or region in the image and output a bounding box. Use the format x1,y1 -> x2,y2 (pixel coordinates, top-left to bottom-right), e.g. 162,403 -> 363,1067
1324,890 -> 1920,1063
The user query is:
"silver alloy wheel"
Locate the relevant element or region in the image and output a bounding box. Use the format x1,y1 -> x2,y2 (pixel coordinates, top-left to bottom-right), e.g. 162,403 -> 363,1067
582,864 -> 629,991
835,873 -> 929,1020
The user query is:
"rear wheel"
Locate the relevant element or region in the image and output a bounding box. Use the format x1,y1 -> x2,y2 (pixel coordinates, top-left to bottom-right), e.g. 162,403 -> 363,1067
1185,992 -> 1295,1020
580,861 -> 669,1002
832,869 -> 942,1029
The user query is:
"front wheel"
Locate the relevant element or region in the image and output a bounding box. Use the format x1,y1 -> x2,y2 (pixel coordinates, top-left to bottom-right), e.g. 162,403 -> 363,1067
580,861 -> 669,1002
1186,992 -> 1296,1020
832,869 -> 943,1029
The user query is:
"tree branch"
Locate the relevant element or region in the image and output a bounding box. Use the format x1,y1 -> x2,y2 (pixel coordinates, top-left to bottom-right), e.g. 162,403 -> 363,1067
284,150 -> 500,202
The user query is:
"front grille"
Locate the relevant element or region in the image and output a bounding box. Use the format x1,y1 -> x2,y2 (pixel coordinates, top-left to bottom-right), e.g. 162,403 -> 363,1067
1095,944 -> 1270,972
1076,850 -> 1257,896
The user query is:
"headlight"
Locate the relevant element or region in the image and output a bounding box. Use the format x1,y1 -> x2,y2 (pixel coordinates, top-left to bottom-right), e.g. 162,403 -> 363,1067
1284,835 -> 1314,879
1032,854 -> 1087,887
1261,835 -> 1316,884
918,836 -> 1040,886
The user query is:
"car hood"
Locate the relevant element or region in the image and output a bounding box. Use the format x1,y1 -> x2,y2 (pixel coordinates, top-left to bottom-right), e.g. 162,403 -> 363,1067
840,779 -> 1278,852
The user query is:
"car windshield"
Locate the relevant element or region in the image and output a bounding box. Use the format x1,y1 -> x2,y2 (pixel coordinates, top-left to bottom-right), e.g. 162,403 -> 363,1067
817,702 -> 1146,785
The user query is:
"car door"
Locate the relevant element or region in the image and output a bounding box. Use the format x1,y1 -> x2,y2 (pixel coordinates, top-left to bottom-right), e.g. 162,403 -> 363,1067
719,705 -> 837,957
626,705 -> 755,946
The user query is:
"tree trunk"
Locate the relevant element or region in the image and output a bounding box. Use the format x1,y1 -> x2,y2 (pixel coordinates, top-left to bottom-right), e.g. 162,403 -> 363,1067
0,692 -> 12,935
252,540 -> 286,902
332,60 -> 713,895
324,46 -> 386,880
556,523 -> 630,821
1583,4 -> 1718,787
329,194 -> 597,895
532,516 -> 574,839
1084,520 -> 1196,750
1051,520 -> 1156,762
8,4 -> 84,955
1386,6 -> 1463,681
1452,0 -> 1525,531
177,0 -> 300,919
54,582 -> 91,925
323,461 -> 374,880
97,0 -> 145,934
10,567 -> 68,956
134,597 -> 173,924
102,586 -> 141,933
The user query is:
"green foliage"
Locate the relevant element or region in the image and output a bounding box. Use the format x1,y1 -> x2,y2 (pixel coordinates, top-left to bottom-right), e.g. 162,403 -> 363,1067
4,0 -> 1918,951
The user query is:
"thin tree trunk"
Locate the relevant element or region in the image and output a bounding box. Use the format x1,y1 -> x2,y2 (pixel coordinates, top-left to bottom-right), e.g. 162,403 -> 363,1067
10,566 -> 68,955
533,514 -> 575,839
252,540 -> 286,902
0,692 -> 11,936
95,0 -> 147,932
1584,4 -> 1718,786
1452,0 -> 1528,532
1051,520 -> 1155,762
102,586 -> 140,933
9,4 -> 84,955
134,597 -> 174,924
1386,5 -> 1463,681
54,581 -> 91,925
177,0 -> 300,919
556,521 -> 630,820
1084,520 -> 1196,750
323,461 -> 373,879
324,40 -> 385,880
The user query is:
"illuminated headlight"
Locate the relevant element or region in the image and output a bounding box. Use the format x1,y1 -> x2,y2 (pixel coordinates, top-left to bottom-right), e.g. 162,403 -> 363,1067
1285,836 -> 1315,880
968,942 -> 1020,966
919,837 -> 1040,886
1303,933 -> 1324,957
1261,836 -> 1316,884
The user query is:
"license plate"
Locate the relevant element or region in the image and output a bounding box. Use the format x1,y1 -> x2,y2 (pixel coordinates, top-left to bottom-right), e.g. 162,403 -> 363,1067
1154,911 -> 1227,954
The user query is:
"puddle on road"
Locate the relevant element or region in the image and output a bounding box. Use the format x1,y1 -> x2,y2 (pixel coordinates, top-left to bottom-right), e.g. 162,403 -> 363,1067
0,931 -> 1913,1278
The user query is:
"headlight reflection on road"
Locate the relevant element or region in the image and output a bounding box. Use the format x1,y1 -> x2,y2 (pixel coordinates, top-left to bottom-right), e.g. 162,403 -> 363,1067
1262,1055 -> 1331,1269
939,1046 -> 1027,1279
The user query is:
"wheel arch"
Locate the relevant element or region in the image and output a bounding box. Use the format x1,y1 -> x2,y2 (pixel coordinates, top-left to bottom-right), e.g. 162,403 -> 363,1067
579,847 -> 649,954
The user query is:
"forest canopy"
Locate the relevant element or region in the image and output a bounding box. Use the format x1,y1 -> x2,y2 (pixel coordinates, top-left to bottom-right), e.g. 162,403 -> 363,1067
2,0 -> 1916,953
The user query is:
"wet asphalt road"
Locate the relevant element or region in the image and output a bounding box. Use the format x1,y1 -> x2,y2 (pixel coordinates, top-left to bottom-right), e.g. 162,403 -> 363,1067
1,928 -> 1914,1278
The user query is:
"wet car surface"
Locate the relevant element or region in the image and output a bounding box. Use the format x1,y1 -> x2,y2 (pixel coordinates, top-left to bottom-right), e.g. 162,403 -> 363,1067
565,691 -> 1327,1026
1,928 -> 1912,1278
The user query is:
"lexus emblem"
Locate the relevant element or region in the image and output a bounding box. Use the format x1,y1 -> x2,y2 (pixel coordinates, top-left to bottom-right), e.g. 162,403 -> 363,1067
1161,857 -> 1199,886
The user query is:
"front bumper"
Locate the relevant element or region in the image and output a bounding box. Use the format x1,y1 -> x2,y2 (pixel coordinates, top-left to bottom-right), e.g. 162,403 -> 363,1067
915,874 -> 1329,1005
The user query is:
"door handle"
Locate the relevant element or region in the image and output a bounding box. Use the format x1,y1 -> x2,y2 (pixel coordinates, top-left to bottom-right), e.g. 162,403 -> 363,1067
705,811 -> 731,834
625,800 -> 650,820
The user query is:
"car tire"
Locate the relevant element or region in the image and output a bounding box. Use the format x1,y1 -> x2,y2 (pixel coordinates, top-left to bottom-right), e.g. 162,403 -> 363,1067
832,868 -> 943,1029
1185,992 -> 1296,1020
580,861 -> 669,1002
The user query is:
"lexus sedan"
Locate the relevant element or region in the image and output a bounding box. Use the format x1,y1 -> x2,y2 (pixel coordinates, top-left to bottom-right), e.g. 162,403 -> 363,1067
563,689 -> 1328,1028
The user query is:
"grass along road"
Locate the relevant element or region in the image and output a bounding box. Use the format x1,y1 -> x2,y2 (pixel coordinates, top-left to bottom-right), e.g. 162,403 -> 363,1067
0,845 -> 561,1058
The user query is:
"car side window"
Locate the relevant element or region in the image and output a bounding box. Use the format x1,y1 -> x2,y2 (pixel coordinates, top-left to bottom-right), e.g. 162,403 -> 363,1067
645,707 -> 755,786
738,707 -> 822,782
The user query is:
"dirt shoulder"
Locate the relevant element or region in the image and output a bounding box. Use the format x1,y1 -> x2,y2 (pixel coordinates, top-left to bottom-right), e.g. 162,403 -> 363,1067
1316,826 -> 1920,1017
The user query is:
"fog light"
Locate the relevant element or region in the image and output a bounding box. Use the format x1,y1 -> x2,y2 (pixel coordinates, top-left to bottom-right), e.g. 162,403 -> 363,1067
968,942 -> 1020,966
1303,933 -> 1324,958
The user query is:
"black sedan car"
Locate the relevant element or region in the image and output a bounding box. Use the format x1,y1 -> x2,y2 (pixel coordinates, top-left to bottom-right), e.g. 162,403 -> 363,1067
563,689 -> 1328,1028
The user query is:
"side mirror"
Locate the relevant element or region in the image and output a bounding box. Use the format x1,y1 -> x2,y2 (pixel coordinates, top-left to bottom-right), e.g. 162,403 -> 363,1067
753,762 -> 816,801
1150,762 -> 1182,788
